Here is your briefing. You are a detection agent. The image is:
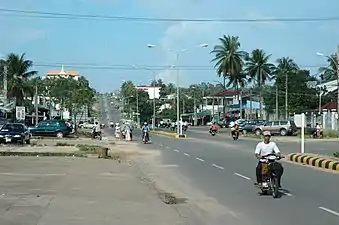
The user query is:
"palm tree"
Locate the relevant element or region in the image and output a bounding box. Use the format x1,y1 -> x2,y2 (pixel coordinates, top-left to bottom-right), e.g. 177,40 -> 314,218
246,49 -> 275,118
4,53 -> 37,106
318,54 -> 337,81
273,57 -> 299,119
211,35 -> 248,114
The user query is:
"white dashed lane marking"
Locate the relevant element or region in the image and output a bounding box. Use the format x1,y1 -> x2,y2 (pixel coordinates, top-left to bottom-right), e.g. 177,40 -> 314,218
165,146 -> 170,149
212,164 -> 224,170
173,149 -> 180,153
183,153 -> 190,157
196,157 -> 205,162
318,207 -> 339,217
234,173 -> 251,180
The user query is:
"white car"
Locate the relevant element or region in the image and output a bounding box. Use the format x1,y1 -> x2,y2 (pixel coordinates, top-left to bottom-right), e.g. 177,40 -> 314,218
79,122 -> 95,129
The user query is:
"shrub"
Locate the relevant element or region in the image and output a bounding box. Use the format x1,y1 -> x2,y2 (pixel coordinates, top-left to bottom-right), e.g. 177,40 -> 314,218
333,152 -> 339,158
322,129 -> 339,138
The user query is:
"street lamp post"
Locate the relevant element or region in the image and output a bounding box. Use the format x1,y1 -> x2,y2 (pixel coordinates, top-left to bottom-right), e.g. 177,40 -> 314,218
317,47 -> 339,128
147,43 -> 208,135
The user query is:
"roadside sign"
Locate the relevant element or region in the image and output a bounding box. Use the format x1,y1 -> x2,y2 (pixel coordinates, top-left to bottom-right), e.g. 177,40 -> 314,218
15,106 -> 25,120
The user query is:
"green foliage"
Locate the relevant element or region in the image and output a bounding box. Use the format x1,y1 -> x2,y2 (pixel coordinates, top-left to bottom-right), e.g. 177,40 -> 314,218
322,129 -> 339,138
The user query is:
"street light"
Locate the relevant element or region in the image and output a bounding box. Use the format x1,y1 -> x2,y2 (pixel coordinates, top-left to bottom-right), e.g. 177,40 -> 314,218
132,65 -> 170,129
147,43 -> 209,135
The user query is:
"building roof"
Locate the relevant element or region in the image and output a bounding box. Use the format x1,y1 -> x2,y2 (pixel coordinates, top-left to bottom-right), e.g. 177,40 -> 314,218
46,65 -> 79,77
208,90 -> 239,97
321,102 -> 337,110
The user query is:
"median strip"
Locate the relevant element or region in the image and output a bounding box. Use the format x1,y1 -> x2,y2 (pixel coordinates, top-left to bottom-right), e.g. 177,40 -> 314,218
151,130 -> 187,139
287,153 -> 339,171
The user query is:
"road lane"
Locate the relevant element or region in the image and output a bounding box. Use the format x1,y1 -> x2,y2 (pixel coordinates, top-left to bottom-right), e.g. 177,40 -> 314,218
141,133 -> 339,225
186,128 -> 338,155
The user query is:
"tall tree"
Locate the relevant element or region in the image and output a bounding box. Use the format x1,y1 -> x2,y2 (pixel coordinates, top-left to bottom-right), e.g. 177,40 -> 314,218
3,53 -> 38,106
211,35 -> 248,114
318,54 -> 338,82
246,49 -> 274,117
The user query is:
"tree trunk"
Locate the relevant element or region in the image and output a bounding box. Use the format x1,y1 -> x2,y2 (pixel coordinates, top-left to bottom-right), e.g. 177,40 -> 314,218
223,77 -> 226,115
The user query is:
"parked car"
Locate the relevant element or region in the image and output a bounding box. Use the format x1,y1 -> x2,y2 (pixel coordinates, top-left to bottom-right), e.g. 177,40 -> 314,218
29,120 -> 72,138
78,122 -> 95,129
253,120 -> 298,136
239,121 -> 265,134
0,123 -> 30,144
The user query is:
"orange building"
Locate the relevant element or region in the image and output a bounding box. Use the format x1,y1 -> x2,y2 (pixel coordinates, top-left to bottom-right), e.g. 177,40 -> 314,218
46,65 -> 79,81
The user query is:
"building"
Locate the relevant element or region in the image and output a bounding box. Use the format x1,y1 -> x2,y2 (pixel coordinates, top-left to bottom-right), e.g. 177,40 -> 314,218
136,86 -> 160,99
45,65 -> 79,81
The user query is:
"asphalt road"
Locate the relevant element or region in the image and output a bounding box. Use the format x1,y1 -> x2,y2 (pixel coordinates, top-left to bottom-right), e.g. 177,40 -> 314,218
185,127 -> 339,156
135,133 -> 339,225
101,102 -> 339,224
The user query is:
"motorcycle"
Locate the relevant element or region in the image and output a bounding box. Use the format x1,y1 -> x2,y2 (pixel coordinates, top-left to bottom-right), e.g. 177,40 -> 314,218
92,131 -> 102,140
142,130 -> 149,144
209,129 -> 217,136
258,153 -> 283,198
231,130 -> 239,140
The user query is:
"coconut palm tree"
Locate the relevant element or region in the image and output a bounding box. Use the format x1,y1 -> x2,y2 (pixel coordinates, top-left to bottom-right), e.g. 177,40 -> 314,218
246,49 -> 275,117
318,54 -> 337,81
211,35 -> 248,114
273,57 -> 299,119
4,53 -> 38,106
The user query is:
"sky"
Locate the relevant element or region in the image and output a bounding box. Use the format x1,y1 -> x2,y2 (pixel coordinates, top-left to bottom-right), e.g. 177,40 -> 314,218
0,0 -> 338,93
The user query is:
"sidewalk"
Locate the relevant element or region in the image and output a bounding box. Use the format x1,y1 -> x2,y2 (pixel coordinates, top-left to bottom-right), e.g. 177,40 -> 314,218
0,157 -> 189,225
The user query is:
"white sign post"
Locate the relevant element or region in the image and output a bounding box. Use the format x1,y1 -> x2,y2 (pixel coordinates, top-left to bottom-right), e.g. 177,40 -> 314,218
301,113 -> 305,153
15,106 -> 25,121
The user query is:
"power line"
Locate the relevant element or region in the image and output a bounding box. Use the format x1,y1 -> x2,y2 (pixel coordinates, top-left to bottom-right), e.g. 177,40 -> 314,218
1,8 -> 339,23
32,62 -> 327,71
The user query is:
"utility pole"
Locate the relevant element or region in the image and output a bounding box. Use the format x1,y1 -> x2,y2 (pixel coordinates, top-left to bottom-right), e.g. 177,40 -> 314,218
249,89 -> 252,120
176,53 -> 181,135
3,64 -> 7,105
136,89 -> 139,126
34,84 -> 39,125
285,73 -> 288,120
152,71 -> 156,129
259,73 -> 263,119
275,85 -> 279,120
239,90 -> 243,119
193,90 -> 197,126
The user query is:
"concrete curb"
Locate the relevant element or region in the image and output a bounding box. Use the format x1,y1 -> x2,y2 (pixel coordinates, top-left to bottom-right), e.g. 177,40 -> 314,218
151,130 -> 187,139
287,153 -> 339,171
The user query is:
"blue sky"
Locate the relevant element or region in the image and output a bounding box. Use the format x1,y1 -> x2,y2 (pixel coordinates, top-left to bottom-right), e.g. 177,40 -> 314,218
0,0 -> 338,92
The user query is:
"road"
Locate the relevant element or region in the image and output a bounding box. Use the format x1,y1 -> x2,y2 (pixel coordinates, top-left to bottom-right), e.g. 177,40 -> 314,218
102,102 -> 339,224
137,132 -> 339,225
185,127 -> 338,156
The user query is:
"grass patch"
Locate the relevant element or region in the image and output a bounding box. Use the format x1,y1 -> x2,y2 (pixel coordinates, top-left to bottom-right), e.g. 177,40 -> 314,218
75,130 -> 92,138
242,134 -> 261,139
55,142 -> 75,147
0,151 -> 87,157
76,144 -> 103,153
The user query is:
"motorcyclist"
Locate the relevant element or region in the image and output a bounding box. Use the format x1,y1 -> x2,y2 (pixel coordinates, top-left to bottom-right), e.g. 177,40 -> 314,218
254,131 -> 284,188
92,122 -> 101,139
209,122 -> 218,133
141,122 -> 150,141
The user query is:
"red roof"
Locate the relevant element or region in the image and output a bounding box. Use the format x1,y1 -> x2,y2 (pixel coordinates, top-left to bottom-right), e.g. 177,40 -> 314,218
208,90 -> 239,97
321,102 -> 337,110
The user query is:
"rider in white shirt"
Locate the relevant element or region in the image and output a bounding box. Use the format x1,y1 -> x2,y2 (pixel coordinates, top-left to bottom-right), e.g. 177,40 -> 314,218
254,131 -> 283,188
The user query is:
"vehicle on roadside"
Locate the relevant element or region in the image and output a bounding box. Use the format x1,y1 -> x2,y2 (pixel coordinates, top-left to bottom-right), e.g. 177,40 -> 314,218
28,120 -> 72,138
253,120 -> 297,136
210,130 -> 217,136
78,122 -> 95,129
240,121 -> 265,134
0,123 -> 30,144
142,130 -> 149,144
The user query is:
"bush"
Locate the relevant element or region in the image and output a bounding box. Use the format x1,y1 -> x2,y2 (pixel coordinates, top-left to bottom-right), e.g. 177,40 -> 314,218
322,129 -> 339,138
333,152 -> 339,158
55,142 -> 75,146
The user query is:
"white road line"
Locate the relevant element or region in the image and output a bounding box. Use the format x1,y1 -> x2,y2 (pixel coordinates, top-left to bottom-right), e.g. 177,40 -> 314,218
165,146 -> 170,149
212,164 -> 224,170
196,157 -> 205,162
183,153 -> 190,157
319,206 -> 339,217
159,144 -> 163,147
173,149 -> 179,152
234,173 -> 251,180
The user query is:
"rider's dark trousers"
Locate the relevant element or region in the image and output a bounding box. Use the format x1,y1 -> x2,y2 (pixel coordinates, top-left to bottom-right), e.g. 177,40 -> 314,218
256,161 -> 284,187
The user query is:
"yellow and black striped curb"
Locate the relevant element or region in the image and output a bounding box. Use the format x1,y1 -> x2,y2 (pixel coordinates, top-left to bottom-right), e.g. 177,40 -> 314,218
151,130 -> 187,139
287,153 -> 339,171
